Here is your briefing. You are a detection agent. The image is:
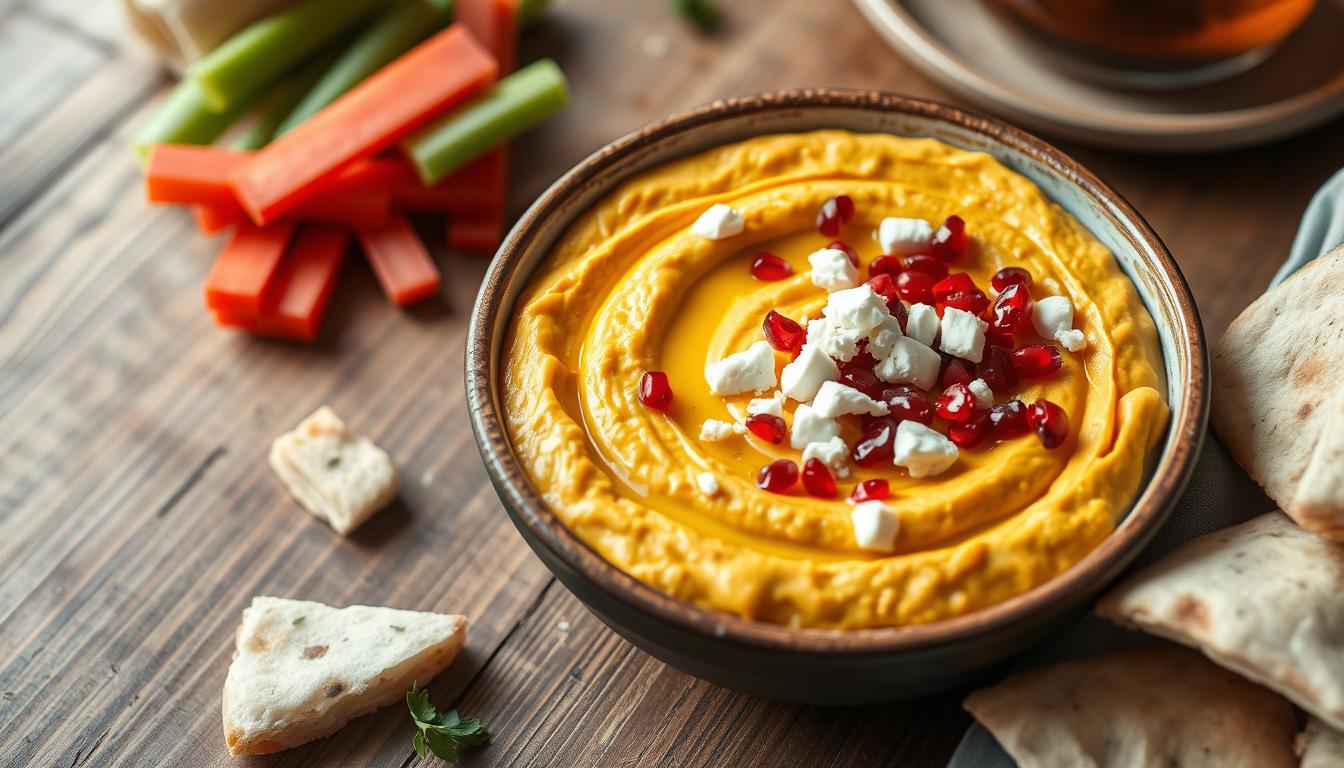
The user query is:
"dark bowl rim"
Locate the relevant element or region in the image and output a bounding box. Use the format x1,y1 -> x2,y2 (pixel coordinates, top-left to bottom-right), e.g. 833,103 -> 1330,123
466,88 -> 1209,655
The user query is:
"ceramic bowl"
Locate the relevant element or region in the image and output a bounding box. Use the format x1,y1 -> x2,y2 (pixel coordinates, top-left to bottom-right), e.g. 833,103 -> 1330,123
466,90 -> 1208,705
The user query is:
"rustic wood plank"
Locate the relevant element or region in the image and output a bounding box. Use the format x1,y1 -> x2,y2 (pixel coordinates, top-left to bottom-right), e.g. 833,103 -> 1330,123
22,0 -> 133,50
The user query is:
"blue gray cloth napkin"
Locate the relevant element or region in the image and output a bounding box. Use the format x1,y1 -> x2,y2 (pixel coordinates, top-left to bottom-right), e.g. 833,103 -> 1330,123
949,166 -> 1344,768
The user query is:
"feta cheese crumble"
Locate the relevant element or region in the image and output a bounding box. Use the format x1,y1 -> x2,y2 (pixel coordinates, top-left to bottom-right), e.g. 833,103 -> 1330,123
705,341 -> 777,395
893,421 -> 959,478
873,217 -> 933,256
695,471 -> 720,496
875,336 -> 941,391
1032,295 -> 1086,352
812,381 -> 890,419
806,318 -> 860,362
866,316 -> 905,360
780,344 -> 840,402
807,247 -> 859,292
851,500 -> 900,552
691,203 -> 744,240
699,419 -> 744,442
939,307 -> 988,363
822,285 -> 890,336
802,436 -> 850,478
789,404 -> 841,449
968,378 -> 994,409
746,390 -> 785,418
904,302 -> 939,347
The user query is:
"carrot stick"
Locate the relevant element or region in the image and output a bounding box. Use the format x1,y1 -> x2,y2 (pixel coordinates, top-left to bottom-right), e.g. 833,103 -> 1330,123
448,209 -> 505,254
193,184 -> 391,234
355,213 -> 440,306
458,0 -> 518,74
451,0 -> 516,247
231,25 -> 497,226
215,225 -> 348,341
389,151 -> 505,213
146,145 -> 248,207
204,222 -> 298,316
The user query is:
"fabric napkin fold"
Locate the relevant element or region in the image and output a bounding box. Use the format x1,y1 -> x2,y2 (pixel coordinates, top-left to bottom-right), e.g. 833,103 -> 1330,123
949,166 -> 1344,767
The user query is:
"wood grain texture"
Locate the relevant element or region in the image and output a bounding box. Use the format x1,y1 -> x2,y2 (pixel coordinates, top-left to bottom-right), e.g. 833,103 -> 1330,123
0,0 -> 1341,765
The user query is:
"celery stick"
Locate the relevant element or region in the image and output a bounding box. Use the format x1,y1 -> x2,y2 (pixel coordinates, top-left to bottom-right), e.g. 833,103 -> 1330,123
131,79 -> 253,165
402,59 -> 569,184
187,0 -> 384,113
231,49 -> 342,150
275,0 -> 452,137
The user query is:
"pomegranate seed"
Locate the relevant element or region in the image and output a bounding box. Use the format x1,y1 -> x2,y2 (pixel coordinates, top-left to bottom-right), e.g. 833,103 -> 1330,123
884,385 -> 935,425
849,478 -> 891,503
828,240 -> 860,268
936,383 -> 977,424
751,252 -> 793,281
1011,344 -> 1063,378
889,298 -> 909,332
895,271 -> 936,304
940,290 -> 990,317
1027,399 -> 1069,449
638,371 -> 673,411
986,329 -> 1014,349
757,459 -> 799,493
991,282 -> 1033,335
853,418 -> 898,467
840,368 -> 883,399
930,215 -> 967,262
932,273 -> 977,303
989,400 -> 1030,439
901,253 -> 949,279
869,255 -> 903,278
868,273 -> 899,308
978,346 -> 1019,392
941,357 -> 976,388
745,413 -> 788,444
948,410 -> 991,448
763,310 -> 806,353
840,347 -> 879,373
991,267 -> 1032,293
802,458 -> 837,498
816,195 -> 855,237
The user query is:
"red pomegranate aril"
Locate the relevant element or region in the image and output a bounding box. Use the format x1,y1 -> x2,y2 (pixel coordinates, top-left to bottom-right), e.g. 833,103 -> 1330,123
890,296 -> 909,332
948,410 -> 990,449
827,239 -> 860,268
989,400 -> 1030,440
763,310 -> 806,353
941,357 -> 976,389
840,348 -> 879,373
816,195 -> 855,237
802,458 -> 837,498
885,385 -> 935,425
853,418 -> 898,467
745,413 -> 788,444
638,371 -> 673,411
991,266 -> 1032,293
869,254 -> 903,278
849,478 -> 891,503
990,282 -> 1033,335
1027,399 -> 1069,449
750,252 -> 793,281
932,272 -> 976,303
940,290 -> 990,317
867,273 -> 899,308
1011,344 -> 1063,378
840,368 -> 884,399
930,214 -> 967,262
901,253 -> 949,279
895,270 -> 936,304
978,346 -> 1019,393
935,383 -> 977,424
985,329 -> 1014,349
757,459 -> 799,493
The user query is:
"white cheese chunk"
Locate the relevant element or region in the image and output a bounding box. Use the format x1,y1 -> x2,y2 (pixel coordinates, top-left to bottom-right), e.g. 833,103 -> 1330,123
1032,295 -> 1087,352
695,471 -> 721,497
807,247 -> 859,292
968,378 -> 994,409
780,344 -> 840,402
893,420 -> 959,478
806,317 -> 861,362
268,406 -> 398,536
822,285 -> 890,336
691,203 -> 744,240
874,336 -> 941,391
746,390 -> 785,417
904,302 -> 939,347
699,419 -> 745,442
802,436 -> 850,479
705,341 -> 777,395
873,217 -> 933,256
789,404 -> 841,449
939,307 -> 988,363
851,500 -> 900,553
812,380 -> 890,418
866,316 -> 905,361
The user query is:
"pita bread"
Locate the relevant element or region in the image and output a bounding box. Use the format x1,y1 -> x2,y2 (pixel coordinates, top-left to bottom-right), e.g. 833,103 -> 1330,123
1097,512 -> 1344,731
269,406 -> 398,535
1298,718 -> 1344,768
1212,244 -> 1344,540
963,646 -> 1297,768
222,596 -> 467,756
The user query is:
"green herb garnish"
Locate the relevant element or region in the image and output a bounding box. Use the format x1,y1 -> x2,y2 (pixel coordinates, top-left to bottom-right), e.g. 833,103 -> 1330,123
407,683 -> 490,762
670,0 -> 721,28
292,616 -> 305,626
390,625 -> 406,632
326,456 -> 341,468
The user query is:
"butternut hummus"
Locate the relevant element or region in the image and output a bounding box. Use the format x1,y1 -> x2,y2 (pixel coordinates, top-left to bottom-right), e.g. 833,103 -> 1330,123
503,131 -> 1168,629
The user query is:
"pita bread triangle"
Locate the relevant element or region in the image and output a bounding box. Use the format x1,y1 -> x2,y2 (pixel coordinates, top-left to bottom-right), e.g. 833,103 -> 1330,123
222,596 -> 467,756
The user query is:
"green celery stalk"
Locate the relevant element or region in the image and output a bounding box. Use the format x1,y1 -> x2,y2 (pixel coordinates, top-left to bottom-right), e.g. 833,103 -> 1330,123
274,0 -> 453,137
231,48 -> 342,150
519,0 -> 549,27
131,79 -> 253,165
186,0 -> 384,113
401,59 -> 569,184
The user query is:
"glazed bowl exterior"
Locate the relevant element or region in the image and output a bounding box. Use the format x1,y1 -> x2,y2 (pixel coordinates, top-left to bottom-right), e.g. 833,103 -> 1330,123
466,90 -> 1208,704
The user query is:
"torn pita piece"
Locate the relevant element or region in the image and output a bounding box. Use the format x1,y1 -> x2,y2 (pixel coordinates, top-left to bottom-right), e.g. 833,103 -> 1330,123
269,406 -> 398,535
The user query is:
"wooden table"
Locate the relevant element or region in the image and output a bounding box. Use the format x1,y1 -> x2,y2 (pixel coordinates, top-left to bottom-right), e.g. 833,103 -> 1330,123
2,1 -> 1341,765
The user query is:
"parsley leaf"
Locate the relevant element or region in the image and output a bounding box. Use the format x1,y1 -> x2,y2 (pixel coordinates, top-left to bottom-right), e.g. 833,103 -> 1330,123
406,682 -> 490,763
292,616 -> 305,626
326,456 -> 341,469
390,625 -> 406,632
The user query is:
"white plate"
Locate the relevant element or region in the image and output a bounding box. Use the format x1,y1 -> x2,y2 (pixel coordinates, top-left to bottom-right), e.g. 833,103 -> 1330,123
853,0 -> 1344,152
